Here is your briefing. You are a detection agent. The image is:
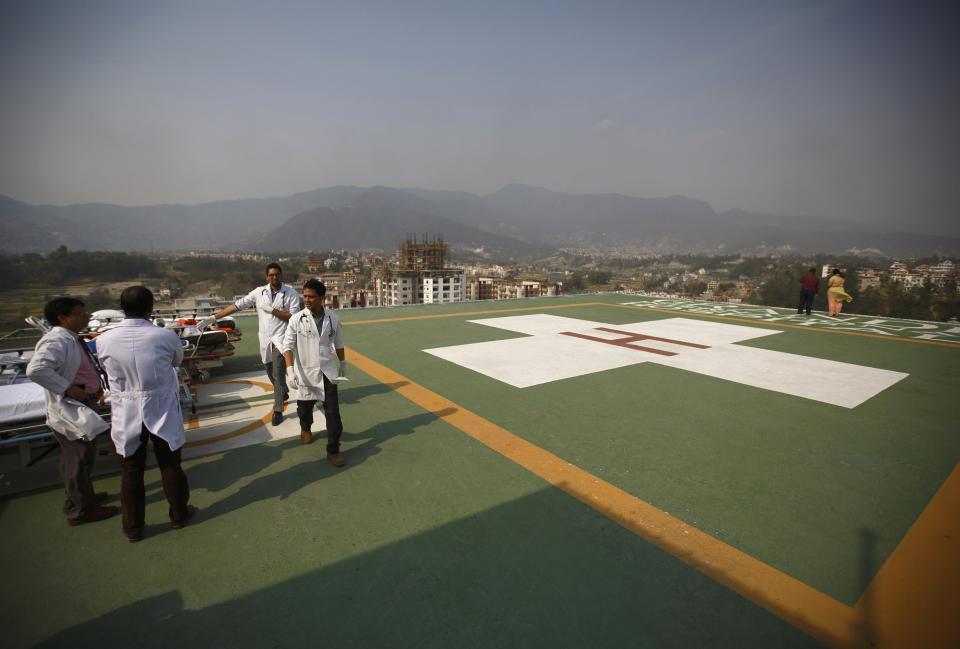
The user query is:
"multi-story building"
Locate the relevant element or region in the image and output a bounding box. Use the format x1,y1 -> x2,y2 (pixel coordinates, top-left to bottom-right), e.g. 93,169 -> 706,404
889,261 -> 909,283
858,270 -> 882,291
902,273 -> 926,290
929,260 -> 956,288
465,277 -> 560,300
931,260 -> 955,276
422,272 -> 465,304
373,236 -> 465,306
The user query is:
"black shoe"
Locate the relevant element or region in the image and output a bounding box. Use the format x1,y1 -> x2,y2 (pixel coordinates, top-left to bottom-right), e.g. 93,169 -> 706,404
171,505 -> 197,530
67,505 -> 120,526
271,411 -> 283,426
63,491 -> 109,515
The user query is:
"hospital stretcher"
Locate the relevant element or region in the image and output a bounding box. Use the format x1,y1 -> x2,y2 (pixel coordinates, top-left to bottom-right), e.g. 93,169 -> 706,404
0,329 -> 195,468
0,310 -> 235,466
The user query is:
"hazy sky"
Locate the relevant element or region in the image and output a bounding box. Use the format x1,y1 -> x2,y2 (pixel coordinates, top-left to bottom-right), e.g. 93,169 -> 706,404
1,0 -> 957,236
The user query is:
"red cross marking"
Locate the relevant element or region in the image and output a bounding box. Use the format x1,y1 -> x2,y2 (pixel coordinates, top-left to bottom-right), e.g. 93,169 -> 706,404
560,327 -> 711,357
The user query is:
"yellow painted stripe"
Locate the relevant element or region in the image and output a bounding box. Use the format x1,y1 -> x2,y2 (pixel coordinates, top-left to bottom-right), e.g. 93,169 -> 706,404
604,302 -> 960,349
184,406 -> 273,448
346,347 -> 867,649
854,463 -> 960,649
208,378 -> 275,392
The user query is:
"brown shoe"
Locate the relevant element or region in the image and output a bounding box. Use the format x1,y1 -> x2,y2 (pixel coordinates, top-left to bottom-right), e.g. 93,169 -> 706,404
63,491 -> 109,515
300,430 -> 313,444
326,452 -> 346,467
67,505 -> 120,526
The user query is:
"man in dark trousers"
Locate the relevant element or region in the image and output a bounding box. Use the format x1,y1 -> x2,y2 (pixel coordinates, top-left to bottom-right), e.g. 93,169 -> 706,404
205,263 -> 300,427
96,286 -> 193,542
282,280 -> 348,466
798,267 -> 820,315
27,297 -> 118,525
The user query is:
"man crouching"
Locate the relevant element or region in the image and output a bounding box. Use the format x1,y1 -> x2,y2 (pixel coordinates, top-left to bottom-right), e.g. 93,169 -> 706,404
282,279 -> 347,466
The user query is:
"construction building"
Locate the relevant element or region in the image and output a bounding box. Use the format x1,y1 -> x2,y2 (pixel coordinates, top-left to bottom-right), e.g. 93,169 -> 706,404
373,235 -> 465,306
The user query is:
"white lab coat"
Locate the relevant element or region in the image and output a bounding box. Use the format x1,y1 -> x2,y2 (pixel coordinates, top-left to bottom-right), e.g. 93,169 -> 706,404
234,283 -> 301,363
95,319 -> 185,457
26,327 -> 106,441
282,307 -> 344,401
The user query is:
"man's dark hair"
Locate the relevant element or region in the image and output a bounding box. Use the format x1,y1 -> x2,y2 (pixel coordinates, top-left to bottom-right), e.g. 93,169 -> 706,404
265,262 -> 282,275
831,268 -> 840,275
120,285 -> 154,317
808,268 -> 817,273
44,297 -> 84,327
303,279 -> 326,296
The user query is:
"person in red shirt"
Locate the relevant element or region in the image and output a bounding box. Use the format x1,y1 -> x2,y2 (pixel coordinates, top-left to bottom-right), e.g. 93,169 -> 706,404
798,268 -> 820,315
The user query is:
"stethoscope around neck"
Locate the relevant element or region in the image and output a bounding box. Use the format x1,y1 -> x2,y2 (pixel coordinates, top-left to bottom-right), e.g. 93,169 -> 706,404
298,310 -> 333,339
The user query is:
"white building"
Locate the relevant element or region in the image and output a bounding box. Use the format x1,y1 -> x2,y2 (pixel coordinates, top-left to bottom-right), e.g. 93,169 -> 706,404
375,270 -> 465,306
422,272 -> 466,304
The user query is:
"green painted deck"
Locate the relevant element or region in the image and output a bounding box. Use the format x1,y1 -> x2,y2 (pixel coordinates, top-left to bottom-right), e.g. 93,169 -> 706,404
1,295 -> 957,649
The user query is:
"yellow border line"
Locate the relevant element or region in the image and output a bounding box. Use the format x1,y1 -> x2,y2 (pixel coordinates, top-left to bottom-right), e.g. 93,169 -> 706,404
853,463 -> 960,648
347,346 -> 959,648
347,347 -> 868,649
184,406 -> 274,448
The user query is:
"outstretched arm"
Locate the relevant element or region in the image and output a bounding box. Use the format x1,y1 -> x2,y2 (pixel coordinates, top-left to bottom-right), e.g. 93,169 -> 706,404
213,304 -> 239,319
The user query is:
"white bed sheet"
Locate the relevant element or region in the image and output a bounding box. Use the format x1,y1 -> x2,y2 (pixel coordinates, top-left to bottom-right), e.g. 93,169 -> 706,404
0,382 -> 47,425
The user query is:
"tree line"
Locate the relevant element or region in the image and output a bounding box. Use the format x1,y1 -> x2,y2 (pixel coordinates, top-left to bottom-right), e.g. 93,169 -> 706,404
0,247 -> 158,290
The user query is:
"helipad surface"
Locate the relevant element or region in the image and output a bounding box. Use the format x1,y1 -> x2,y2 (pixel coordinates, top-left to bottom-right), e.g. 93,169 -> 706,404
1,295 -> 957,649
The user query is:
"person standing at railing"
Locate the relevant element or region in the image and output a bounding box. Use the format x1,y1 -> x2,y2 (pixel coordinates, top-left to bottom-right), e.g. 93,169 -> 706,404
827,268 -> 853,316
797,267 -> 820,316
27,297 -> 118,526
203,263 -> 300,427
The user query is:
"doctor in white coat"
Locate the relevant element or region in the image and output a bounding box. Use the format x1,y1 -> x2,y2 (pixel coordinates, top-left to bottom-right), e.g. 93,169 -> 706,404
207,262 -> 300,426
96,286 -> 192,542
26,296 -> 118,525
282,279 -> 348,466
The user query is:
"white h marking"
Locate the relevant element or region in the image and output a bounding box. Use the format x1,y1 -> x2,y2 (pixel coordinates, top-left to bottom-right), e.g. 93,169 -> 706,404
423,315 -> 908,409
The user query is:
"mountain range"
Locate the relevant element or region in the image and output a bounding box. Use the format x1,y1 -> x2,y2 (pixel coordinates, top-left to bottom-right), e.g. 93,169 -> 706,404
1,185 -> 957,258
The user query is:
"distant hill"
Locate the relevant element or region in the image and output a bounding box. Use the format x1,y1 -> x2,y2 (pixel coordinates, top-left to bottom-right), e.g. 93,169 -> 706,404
405,185 -> 960,256
467,185 -> 960,257
242,187 -> 550,257
0,186 -> 372,253
2,184 -> 958,257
